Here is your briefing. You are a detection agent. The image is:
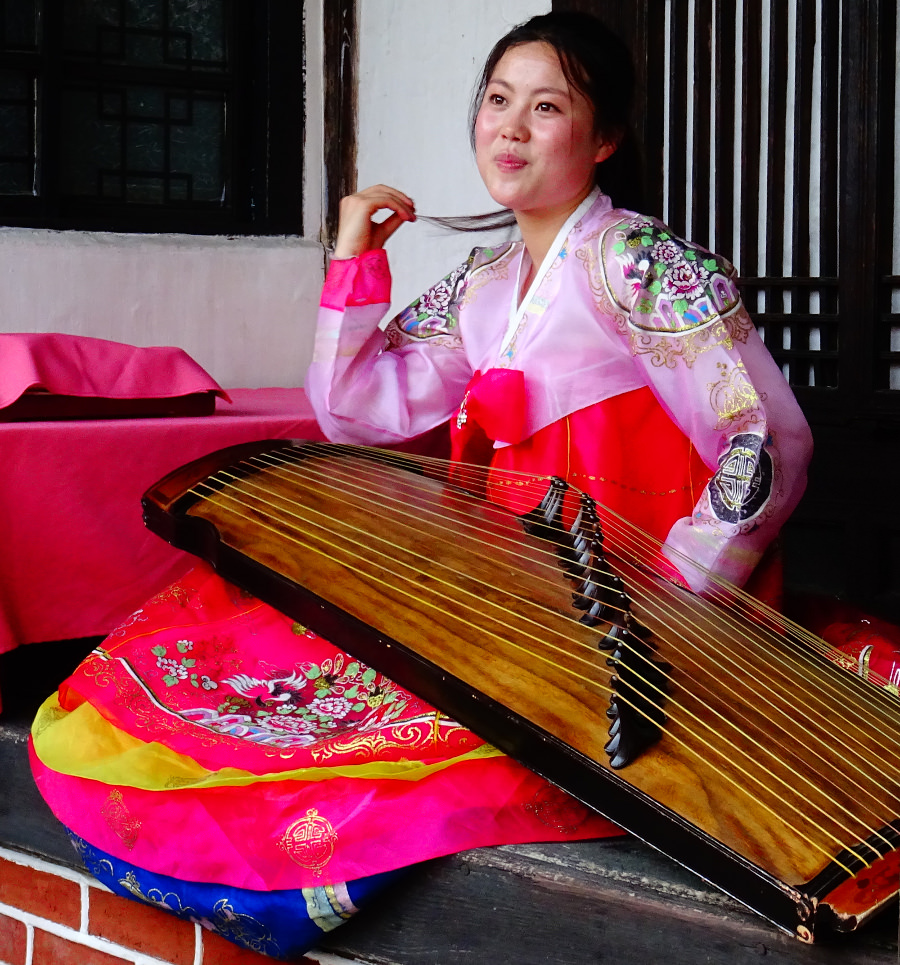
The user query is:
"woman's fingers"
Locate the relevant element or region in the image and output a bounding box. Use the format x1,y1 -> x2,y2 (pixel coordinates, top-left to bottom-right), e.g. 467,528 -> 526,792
333,185 -> 416,258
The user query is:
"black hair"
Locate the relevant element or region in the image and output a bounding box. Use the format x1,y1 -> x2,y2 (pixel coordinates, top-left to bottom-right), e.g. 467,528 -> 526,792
423,11 -> 645,232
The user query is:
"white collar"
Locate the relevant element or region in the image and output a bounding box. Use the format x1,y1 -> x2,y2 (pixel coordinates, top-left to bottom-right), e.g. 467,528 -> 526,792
499,188 -> 601,361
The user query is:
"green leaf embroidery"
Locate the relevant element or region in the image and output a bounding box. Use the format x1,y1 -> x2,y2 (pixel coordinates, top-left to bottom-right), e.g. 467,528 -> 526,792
684,249 -> 697,261
346,662 -> 360,678
344,685 -> 359,699
673,298 -> 689,315
648,279 -> 662,295
163,674 -> 178,687
362,668 -> 377,686
306,667 -> 322,680
659,232 -> 670,241
702,258 -> 718,271
352,702 -> 366,713
181,657 -> 196,668
176,641 -> 191,654
613,241 -> 626,254
641,235 -> 653,247
151,645 -> 166,657
637,298 -> 654,314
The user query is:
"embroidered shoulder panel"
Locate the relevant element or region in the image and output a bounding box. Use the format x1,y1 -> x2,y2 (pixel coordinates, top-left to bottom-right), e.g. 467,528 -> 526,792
387,252 -> 475,344
605,215 -> 741,334
385,243 -> 516,348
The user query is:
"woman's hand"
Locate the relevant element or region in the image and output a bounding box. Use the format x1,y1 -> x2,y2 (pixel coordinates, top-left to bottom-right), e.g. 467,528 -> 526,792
333,185 -> 416,259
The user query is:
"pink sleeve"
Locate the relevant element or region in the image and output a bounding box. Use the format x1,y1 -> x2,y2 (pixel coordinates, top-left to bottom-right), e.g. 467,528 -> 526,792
305,249 -> 474,445
604,218 -> 813,592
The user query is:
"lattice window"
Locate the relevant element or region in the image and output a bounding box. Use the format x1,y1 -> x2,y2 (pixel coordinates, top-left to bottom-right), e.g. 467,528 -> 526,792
0,0 -> 303,235
653,0 -> 859,395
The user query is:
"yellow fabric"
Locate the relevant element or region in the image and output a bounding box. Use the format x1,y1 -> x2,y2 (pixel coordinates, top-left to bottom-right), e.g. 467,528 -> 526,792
31,692 -> 504,792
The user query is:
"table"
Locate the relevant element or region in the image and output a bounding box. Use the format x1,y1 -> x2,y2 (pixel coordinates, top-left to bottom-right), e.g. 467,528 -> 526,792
0,387 -> 325,652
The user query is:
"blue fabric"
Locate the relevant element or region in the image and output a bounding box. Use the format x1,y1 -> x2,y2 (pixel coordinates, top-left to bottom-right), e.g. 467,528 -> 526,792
68,831 -> 408,960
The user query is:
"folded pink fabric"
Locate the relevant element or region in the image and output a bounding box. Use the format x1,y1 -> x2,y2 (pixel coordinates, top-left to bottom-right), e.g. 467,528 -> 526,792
0,333 -> 228,408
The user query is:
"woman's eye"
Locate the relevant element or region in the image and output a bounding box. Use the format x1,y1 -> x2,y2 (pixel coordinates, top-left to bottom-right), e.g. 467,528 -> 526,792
536,102 -> 559,113
489,93 -> 505,106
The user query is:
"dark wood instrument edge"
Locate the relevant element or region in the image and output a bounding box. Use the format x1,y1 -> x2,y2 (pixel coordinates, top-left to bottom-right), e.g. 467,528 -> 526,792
140,483 -> 827,940
142,438 -> 290,512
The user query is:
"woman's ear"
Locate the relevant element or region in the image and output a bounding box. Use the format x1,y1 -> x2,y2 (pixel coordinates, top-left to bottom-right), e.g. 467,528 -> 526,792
594,140 -> 618,164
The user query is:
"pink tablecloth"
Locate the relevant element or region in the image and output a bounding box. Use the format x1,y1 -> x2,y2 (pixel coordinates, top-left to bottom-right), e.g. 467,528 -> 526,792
0,388 -> 324,651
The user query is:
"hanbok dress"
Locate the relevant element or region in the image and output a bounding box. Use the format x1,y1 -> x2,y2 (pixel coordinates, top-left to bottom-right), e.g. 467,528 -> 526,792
30,189 -> 813,960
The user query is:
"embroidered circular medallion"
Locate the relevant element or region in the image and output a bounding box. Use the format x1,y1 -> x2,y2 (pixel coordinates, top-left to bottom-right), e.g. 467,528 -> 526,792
278,809 -> 338,874
708,432 -> 773,523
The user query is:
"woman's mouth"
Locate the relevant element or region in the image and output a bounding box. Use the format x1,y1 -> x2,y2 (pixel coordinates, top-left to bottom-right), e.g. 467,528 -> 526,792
495,153 -> 527,172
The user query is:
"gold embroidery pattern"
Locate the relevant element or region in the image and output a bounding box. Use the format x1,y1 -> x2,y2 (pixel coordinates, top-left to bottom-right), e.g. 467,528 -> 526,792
32,705 -> 68,738
119,872 -> 281,956
309,713 -> 475,764
577,233 -> 755,367
164,776 -> 202,788
81,648 -> 115,688
459,245 -> 514,307
101,790 -> 141,850
146,583 -> 192,610
488,471 -> 692,498
628,313 -> 753,369
708,361 -> 761,428
279,809 -> 338,875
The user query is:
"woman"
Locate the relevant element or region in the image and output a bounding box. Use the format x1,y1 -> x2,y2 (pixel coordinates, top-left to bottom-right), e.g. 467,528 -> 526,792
30,11 -> 812,962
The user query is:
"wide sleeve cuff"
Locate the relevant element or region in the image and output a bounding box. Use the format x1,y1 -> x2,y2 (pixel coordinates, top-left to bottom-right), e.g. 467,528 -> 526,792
320,249 -> 392,310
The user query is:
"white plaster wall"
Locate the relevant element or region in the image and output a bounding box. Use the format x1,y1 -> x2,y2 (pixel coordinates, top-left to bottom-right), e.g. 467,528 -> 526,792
0,229 -> 324,389
0,1 -> 322,391
356,0 -> 550,316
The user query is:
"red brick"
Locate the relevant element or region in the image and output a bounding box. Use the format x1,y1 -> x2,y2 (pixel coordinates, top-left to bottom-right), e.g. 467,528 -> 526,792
33,929 -> 130,965
201,928 -> 289,965
0,912 -> 27,965
89,889 -> 195,965
0,858 -> 80,927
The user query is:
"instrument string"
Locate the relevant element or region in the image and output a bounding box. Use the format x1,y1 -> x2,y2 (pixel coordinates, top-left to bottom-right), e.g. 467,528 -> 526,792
251,443 -> 900,815
432,447 -> 898,685
232,449 -> 900,840
187,476 -> 868,874
316,444 -> 900,741
270,445 -> 900,781
249,446 -> 900,770
190,462 -> 891,859
201,464 -> 896,854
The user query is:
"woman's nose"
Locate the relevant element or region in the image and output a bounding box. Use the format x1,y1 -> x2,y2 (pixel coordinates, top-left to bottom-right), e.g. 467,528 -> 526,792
501,111 -> 529,142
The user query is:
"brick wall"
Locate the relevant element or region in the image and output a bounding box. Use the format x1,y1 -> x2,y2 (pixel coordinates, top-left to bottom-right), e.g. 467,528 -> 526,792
0,845 -> 358,965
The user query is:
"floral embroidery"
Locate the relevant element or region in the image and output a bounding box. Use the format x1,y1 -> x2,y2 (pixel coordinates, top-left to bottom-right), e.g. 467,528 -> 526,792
603,217 -> 741,334
151,639 -> 200,688
174,652 -> 412,749
391,257 -> 472,340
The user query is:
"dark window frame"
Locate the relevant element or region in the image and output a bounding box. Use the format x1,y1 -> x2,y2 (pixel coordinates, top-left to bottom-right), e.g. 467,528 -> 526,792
0,1 -> 304,236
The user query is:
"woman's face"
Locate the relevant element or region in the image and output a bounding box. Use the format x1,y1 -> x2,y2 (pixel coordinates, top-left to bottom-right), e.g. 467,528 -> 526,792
475,42 -> 612,221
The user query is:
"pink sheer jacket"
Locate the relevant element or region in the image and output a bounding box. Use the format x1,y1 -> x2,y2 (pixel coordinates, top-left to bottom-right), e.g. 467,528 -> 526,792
306,190 -> 813,592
